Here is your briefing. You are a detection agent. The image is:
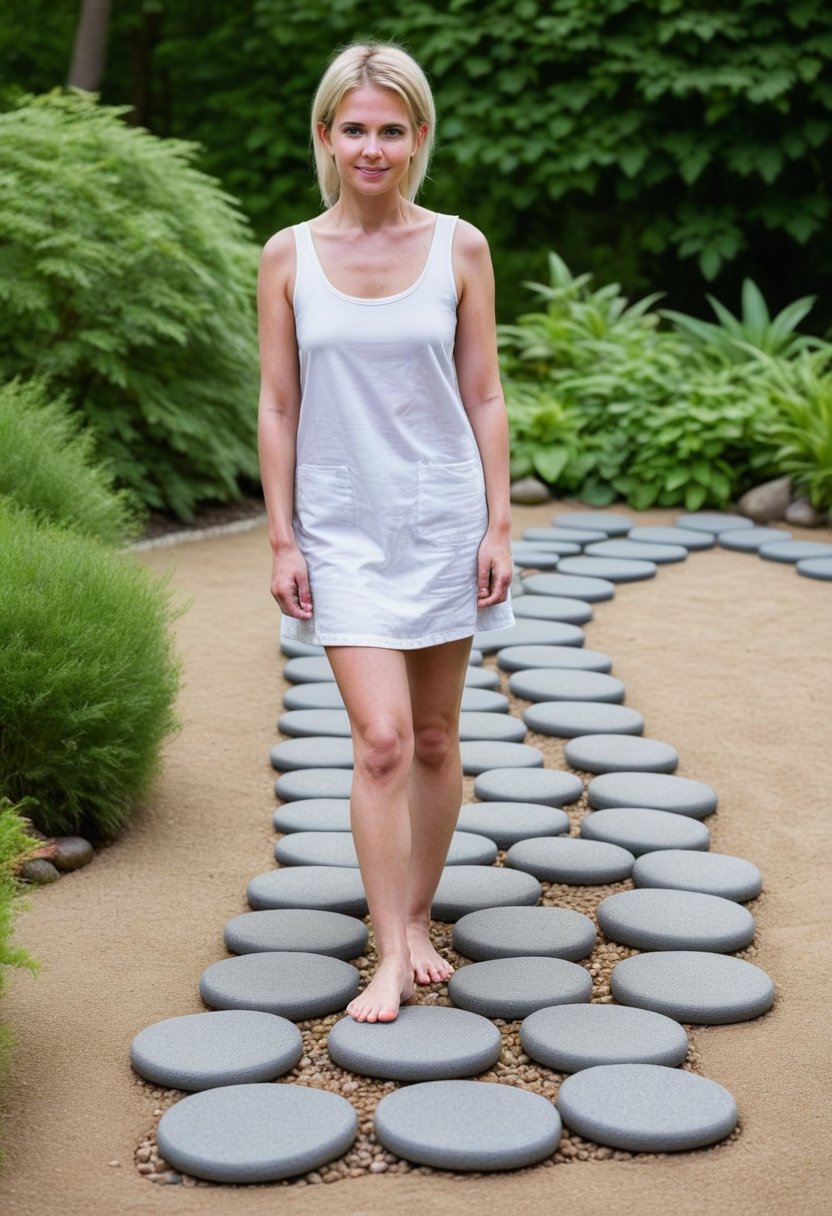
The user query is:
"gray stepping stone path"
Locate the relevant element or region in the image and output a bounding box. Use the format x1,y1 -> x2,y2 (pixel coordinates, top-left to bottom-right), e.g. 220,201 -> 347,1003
588,772 -> 717,818
223,909 -> 368,959
759,539 -> 832,563
565,733 -> 678,774
523,572 -> 615,601
449,955 -> 592,1019
557,1064 -> 738,1152
461,740 -> 544,775
275,768 -> 352,801
677,512 -> 753,534
458,712 -> 527,743
718,526 -> 792,552
797,555 -> 832,580
199,951 -> 360,1021
633,849 -> 763,902
283,682 -> 508,711
553,511 -> 634,536
273,798 -> 351,834
463,665 -> 502,689
275,829 -> 498,869
497,644 -> 612,673
283,682 -> 346,711
524,526 -> 607,544
628,525 -> 714,550
506,837 -> 635,885
130,1010 -> 303,1091
327,1005 -> 502,1080
469,648 -> 484,665
611,950 -> 775,1023
523,701 -> 644,738
460,687 -> 511,712
373,1079 -> 562,1171
511,542 -> 577,567
453,906 -> 595,962
509,668 -> 626,703
556,555 -> 657,583
156,1083 -> 357,1183
520,1003 -> 689,1072
597,888 -> 756,953
247,866 -> 367,917
473,767 -> 583,806
474,619 -> 585,652
270,736 -> 354,771
431,865 -> 542,921
455,801 -> 569,848
277,709 -> 351,738
581,808 -> 710,855
585,539 -> 688,564
283,655 -> 335,684
281,639 -> 324,658
513,595 -> 593,624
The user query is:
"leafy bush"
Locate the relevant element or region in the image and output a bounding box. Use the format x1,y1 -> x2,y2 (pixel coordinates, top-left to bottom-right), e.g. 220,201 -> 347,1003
0,378 -> 141,544
0,507 -> 182,840
0,90 -> 260,519
0,800 -> 40,1098
755,349 -> 832,511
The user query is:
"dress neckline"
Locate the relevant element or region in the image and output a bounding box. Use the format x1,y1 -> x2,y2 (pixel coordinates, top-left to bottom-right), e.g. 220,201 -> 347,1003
303,216 -> 441,306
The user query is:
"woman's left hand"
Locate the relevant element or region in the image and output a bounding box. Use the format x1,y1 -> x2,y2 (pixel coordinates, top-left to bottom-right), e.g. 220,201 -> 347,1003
477,529 -> 513,607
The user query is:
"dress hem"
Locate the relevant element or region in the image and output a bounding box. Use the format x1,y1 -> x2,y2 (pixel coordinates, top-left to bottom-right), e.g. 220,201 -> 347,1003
281,608 -> 514,651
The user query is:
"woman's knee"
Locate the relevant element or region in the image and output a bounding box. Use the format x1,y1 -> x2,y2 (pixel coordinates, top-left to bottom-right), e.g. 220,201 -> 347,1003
413,723 -> 457,768
355,722 -> 413,781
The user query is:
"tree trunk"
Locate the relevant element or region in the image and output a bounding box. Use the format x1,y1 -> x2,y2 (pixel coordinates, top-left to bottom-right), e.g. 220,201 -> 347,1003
67,0 -> 111,92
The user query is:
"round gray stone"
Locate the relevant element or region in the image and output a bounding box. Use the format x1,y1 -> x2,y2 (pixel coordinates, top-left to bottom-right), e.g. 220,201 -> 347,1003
584,539 -> 688,564
461,687 -> 510,712
223,909 -> 368,959
520,1003 -> 689,1072
524,526 -> 607,545
610,950 -> 775,1023
277,709 -> 351,738
456,801 -> 569,848
509,669 -> 625,703
461,740 -> 544,775
469,648 -> 484,665
247,866 -> 367,917
473,768 -> 583,806
270,736 -> 353,771
458,712 -> 527,743
449,956 -> 592,1019
283,682 -> 345,711
505,837 -> 635,885
759,539 -> 832,563
581,808 -> 710,856
199,952 -> 360,1021
597,888 -> 755,952
556,556 -> 657,583
718,526 -> 792,552
373,1079 -> 562,1171
497,645 -> 612,674
464,665 -> 502,689
633,849 -> 763,902
283,656 -> 334,684
523,573 -> 615,602
156,1083 -> 357,1183
474,620 -> 585,652
130,1010 -> 303,1091
453,906 -> 595,962
523,701 -> 644,738
588,772 -> 717,819
565,734 -> 678,774
275,768 -> 352,801
327,1005 -> 502,1080
513,596 -> 593,624
273,798 -> 351,834
431,865 -> 542,921
553,511 -> 634,536
628,525 -> 714,550
557,1064 -> 738,1151
281,639 -> 324,657
677,512 -> 753,534
511,543 -> 575,568
797,556 -> 832,580
275,829 -> 498,869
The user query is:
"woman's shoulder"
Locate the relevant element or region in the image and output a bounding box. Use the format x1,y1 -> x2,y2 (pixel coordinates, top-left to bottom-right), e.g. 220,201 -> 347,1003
261,224 -> 300,263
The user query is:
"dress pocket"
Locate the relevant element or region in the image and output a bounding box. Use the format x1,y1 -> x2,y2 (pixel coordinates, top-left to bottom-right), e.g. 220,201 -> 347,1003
295,464 -> 355,531
416,459 -> 488,547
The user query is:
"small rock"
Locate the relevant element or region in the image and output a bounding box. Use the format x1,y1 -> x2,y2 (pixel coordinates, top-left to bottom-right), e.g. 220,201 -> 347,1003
784,497 -> 821,528
511,477 -> 552,505
20,859 -> 61,884
52,836 -> 94,872
738,476 -> 791,523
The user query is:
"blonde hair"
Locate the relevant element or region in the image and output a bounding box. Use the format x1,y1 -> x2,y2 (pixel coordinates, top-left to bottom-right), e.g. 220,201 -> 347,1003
311,42 -> 436,208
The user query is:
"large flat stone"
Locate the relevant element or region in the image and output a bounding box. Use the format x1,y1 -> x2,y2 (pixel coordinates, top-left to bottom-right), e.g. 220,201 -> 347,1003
588,772 -> 717,818
520,1003 -> 689,1072
460,687 -> 511,712
270,737 -> 354,771
553,511 -> 633,536
759,539 -> 832,563
223,909 -> 368,959
627,526 -> 714,550
275,769 -> 353,801
556,556 -> 657,583
511,542 -> 576,568
453,905 -> 595,962
565,734 -> 678,774
273,799 -> 351,834
474,620 -> 585,652
523,701 -> 644,738
455,801 -> 569,848
247,866 -> 367,917
448,955 -> 592,1019
473,768 -> 583,806
797,556 -> 832,581
199,952 -> 360,1021
277,710 -> 351,738
274,829 -> 498,869
580,808 -> 710,856
431,865 -> 542,922
597,888 -> 755,952
283,656 -> 335,684
509,669 -> 625,703
676,512 -> 753,534
461,740 -> 544,775
327,1006 -> 502,1080
524,526 -> 607,545
718,526 -> 792,552
496,645 -> 612,674
458,712 -> 527,743
505,837 -> 635,885
513,596 -> 593,624
584,539 -> 688,564
633,849 -> 763,902
281,639 -> 324,658
283,683 -> 346,711
611,950 -> 775,1023
282,679 -> 507,711
463,665 -> 502,689
522,573 -> 615,602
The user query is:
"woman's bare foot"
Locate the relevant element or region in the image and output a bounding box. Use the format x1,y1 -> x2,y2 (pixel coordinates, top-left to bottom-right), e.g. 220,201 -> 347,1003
346,956 -> 414,1023
407,922 -> 454,985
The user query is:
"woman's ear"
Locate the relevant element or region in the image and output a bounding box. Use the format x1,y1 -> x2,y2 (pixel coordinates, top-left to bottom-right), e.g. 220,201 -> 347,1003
316,121 -> 333,155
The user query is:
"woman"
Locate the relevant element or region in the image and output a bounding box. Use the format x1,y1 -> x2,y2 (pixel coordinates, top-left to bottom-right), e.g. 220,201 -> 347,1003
257,42 -> 514,1023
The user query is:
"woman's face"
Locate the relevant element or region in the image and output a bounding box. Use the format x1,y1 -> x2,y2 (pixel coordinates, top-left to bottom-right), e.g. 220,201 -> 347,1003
319,84 -> 427,199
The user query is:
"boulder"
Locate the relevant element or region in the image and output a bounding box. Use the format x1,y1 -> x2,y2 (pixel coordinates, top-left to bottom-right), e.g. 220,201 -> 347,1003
784,497 -> 822,528
510,477 -> 552,505
738,476 -> 792,523
20,859 -> 61,884
52,836 -> 95,872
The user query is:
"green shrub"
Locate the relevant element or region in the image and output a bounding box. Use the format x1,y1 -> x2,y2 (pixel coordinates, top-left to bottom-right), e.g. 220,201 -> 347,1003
0,378 -> 141,544
0,90 -> 260,520
0,507 -> 182,840
0,800 -> 40,1099
756,349 -> 832,511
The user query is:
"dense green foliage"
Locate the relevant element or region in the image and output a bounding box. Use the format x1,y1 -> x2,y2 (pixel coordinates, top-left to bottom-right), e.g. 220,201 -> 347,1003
0,801 -> 39,1102
756,350 -> 832,510
0,91 -> 260,519
0,507 -> 182,841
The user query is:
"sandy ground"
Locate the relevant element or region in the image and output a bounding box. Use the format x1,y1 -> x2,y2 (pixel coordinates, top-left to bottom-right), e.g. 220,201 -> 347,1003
2,503 -> 831,1216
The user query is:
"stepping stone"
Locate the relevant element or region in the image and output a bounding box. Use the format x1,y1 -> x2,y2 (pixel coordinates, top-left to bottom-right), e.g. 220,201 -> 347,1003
628,525 -> 714,550
797,556 -> 832,581
274,829 -> 498,869
474,620 -> 585,652
557,1064 -> 738,1152
373,1079 -> 562,1171
199,952 -> 360,1021
130,1010 -> 303,1091
247,866 -> 367,917
597,888 -> 755,952
520,1003 -> 689,1072
611,950 -> 775,1023
553,511 -> 633,536
455,801 -> 569,848
524,526 -> 607,545
281,639 -> 324,658
458,712 -> 527,743
473,768 -> 583,806
497,645 -> 612,674
718,526 -> 792,552
633,849 -> 763,902
509,669 -> 625,703
283,656 -> 334,684
223,909 -> 368,959
506,837 -> 635,885
511,543 -> 574,568
270,737 -> 353,771
677,512 -> 753,534
513,596 -> 593,624
449,956 -> 592,1019
282,681 -> 507,711
581,808 -> 710,855
283,682 -> 345,711
556,556 -> 657,583
156,1083 -> 357,1183
461,687 -> 510,712
453,906 -> 595,962
464,665 -> 502,689
431,865 -> 542,921
523,573 -> 615,602
327,1005 -> 502,1081
277,709 -> 351,738
759,539 -> 832,563
275,768 -> 352,801
584,539 -> 687,564
565,734 -> 678,774
523,701 -> 644,738
588,772 -> 717,819
273,798 -> 351,834
461,740 -> 544,775
469,648 -> 484,665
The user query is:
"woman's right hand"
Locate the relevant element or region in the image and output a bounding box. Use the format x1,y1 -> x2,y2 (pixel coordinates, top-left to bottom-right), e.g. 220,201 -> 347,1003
271,544 -> 313,620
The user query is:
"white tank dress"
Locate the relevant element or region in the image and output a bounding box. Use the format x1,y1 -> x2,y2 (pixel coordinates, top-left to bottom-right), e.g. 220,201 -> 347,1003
281,212 -> 514,650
